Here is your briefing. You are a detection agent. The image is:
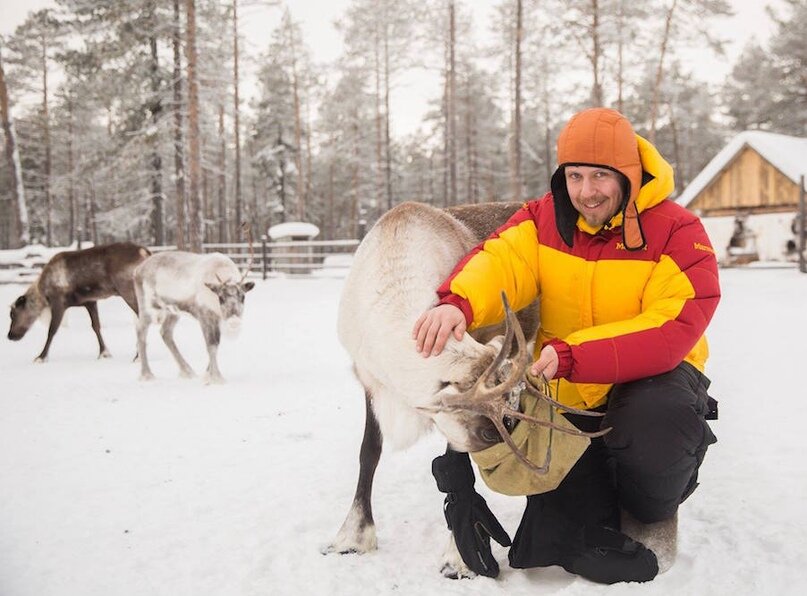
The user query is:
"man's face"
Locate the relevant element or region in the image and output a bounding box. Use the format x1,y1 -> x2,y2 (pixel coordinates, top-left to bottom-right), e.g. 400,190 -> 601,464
565,165 -> 624,228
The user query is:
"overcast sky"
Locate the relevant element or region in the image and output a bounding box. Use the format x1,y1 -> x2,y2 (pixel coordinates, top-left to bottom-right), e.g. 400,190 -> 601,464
0,0 -> 784,136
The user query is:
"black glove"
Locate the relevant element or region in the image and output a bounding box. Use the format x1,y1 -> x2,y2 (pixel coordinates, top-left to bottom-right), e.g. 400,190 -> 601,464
432,449 -> 511,577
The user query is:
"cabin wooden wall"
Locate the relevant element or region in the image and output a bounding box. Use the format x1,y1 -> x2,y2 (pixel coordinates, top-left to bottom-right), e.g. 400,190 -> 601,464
688,146 -> 799,216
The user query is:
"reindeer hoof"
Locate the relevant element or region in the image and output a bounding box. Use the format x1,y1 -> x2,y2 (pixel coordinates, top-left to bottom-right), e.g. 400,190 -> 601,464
320,544 -> 346,555
322,524 -> 377,555
179,369 -> 196,379
320,543 -> 365,556
140,372 -> 155,381
99,350 -> 112,359
440,534 -> 476,579
203,373 -> 224,385
33,356 -> 47,363
440,562 -> 476,580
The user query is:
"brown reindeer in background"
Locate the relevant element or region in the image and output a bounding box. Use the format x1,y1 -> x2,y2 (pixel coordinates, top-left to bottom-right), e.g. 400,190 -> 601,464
7,243 -> 151,362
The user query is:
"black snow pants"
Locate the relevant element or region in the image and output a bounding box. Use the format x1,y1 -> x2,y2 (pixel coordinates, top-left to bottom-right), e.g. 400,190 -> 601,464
509,361 -> 717,568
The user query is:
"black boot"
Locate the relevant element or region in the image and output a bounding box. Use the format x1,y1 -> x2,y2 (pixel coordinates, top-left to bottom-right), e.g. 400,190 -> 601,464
509,496 -> 658,584
561,524 -> 658,584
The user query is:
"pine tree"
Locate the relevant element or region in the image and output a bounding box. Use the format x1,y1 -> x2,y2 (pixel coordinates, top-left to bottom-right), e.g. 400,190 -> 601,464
723,42 -> 779,131
766,0 -> 807,134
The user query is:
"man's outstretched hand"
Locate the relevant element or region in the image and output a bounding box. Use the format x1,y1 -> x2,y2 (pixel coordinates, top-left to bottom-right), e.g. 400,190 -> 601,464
413,304 -> 466,357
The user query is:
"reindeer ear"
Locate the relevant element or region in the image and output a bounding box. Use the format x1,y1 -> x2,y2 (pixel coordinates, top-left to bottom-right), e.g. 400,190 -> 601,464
242,281 -> 255,293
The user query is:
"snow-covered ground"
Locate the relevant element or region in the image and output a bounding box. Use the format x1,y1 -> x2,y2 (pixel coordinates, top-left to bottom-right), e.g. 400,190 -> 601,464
1,267 -> 806,596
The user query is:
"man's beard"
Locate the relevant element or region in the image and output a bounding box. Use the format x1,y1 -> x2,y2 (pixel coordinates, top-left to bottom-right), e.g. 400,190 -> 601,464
579,195 -> 618,227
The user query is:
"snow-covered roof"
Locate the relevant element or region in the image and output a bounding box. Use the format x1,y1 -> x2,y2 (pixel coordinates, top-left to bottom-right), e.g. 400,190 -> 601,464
676,130 -> 807,208
267,221 -> 320,240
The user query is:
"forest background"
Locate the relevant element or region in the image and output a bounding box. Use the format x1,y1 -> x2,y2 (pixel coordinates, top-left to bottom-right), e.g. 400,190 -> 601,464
0,0 -> 804,250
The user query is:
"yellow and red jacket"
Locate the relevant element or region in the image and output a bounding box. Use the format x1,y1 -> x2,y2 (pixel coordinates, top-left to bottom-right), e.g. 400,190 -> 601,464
437,136 -> 721,410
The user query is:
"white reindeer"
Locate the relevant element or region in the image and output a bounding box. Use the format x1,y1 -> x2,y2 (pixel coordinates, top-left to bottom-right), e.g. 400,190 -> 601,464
325,201 -> 600,577
133,251 -> 254,383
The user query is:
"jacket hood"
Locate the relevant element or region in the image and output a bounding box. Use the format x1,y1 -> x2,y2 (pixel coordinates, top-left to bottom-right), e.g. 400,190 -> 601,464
550,108 -> 674,250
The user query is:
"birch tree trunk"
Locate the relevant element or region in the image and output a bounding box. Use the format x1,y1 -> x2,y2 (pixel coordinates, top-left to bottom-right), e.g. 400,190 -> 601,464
67,96 -> 77,244
148,4 -> 164,246
668,103 -> 684,184
464,76 -> 478,204
173,0 -> 186,249
185,0 -> 202,252
616,0 -> 625,113
202,166 -> 210,243
327,162 -> 335,239
441,56 -> 449,207
287,16 -> 305,221
350,121 -> 360,238
382,2 -> 392,212
218,104 -> 227,243
590,0 -> 603,105
233,0 -> 242,240
512,0 -> 523,202
373,5 -> 384,216
87,178 -> 98,244
0,48 -> 29,247
41,31 -> 52,246
305,97 -> 313,219
448,0 -> 457,207
277,124 -> 287,223
543,97 -> 553,187
248,142 -> 258,236
650,0 -> 678,143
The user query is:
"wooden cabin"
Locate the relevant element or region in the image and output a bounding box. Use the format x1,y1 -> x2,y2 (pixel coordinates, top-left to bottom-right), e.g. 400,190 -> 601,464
676,131 -> 807,264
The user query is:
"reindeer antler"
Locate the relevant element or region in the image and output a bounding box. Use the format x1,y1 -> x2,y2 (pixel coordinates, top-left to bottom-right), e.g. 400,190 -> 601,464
442,293 -> 610,475
240,222 -> 255,283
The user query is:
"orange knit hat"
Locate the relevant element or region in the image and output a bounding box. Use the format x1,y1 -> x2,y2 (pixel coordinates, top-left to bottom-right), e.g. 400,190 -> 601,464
550,108 -> 645,250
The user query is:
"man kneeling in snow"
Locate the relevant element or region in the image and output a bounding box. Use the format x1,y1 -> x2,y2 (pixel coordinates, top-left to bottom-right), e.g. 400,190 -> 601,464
415,107 -> 719,584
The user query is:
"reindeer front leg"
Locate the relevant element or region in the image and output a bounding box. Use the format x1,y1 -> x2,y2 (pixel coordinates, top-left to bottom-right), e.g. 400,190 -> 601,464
199,311 -> 223,384
85,301 -> 111,358
324,391 -> 382,554
35,300 -> 65,362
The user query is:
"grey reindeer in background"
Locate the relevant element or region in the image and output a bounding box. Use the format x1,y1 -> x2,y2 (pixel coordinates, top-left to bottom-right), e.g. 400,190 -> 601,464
133,250 -> 254,383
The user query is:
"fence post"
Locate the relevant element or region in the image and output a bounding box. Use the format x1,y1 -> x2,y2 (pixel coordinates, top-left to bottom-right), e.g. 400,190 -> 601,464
799,175 -> 806,274
261,235 -> 268,280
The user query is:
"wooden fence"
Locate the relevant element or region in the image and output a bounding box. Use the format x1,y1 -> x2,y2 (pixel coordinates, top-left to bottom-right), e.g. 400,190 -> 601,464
0,239 -> 359,285
150,238 -> 359,279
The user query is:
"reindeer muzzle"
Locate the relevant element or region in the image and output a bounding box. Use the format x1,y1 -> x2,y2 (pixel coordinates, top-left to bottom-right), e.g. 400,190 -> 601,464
222,316 -> 242,338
